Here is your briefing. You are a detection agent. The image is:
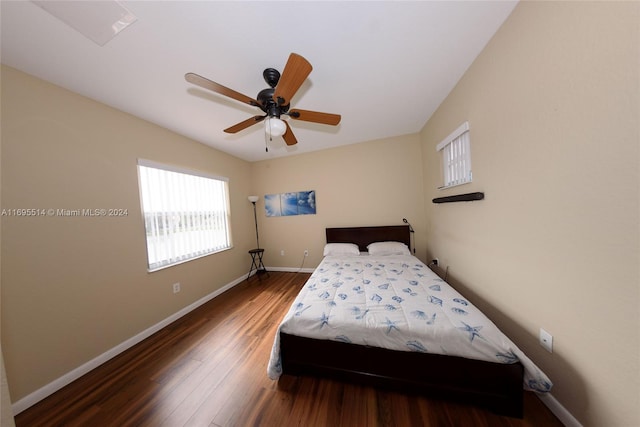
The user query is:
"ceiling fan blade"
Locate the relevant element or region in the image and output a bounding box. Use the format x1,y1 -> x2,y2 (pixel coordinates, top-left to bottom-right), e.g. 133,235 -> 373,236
273,53 -> 312,106
282,121 -> 298,146
224,115 -> 265,133
289,109 -> 341,126
185,73 -> 260,107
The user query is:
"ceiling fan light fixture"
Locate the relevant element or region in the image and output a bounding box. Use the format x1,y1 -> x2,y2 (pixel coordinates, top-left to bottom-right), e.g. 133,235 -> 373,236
265,117 -> 287,138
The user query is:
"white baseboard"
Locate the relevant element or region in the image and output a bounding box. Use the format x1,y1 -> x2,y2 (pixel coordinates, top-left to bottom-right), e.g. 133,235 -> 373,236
538,393 -> 582,427
266,266 -> 315,274
12,274 -> 248,415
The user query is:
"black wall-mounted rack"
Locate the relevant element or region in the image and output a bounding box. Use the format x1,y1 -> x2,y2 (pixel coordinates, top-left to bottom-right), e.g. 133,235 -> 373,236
432,192 -> 484,204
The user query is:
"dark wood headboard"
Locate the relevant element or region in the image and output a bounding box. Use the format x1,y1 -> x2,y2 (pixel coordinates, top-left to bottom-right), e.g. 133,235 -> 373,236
325,225 -> 411,252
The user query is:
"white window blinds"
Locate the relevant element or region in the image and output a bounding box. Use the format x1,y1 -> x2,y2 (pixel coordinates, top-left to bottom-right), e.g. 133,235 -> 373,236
137,160 -> 231,271
436,122 -> 472,189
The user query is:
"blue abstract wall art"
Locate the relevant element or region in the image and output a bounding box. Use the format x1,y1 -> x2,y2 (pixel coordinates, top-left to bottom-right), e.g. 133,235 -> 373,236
265,190 -> 316,217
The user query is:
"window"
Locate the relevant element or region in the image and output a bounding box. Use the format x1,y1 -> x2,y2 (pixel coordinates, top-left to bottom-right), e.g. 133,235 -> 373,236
436,121 -> 472,189
137,160 -> 231,271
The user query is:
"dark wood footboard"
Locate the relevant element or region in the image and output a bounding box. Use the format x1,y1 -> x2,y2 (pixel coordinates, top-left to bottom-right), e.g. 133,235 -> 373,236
279,333 -> 524,418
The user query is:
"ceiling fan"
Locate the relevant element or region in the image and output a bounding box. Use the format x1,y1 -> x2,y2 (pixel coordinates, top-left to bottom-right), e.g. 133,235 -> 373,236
185,53 -> 341,148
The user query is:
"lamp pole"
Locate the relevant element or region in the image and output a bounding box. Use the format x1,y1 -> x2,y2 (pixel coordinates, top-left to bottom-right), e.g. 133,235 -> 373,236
252,201 -> 260,249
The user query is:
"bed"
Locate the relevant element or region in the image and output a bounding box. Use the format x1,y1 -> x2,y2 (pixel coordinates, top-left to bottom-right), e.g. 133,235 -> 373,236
267,225 -> 551,417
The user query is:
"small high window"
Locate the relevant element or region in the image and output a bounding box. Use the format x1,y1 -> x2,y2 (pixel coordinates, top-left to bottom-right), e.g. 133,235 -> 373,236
436,121 -> 472,189
137,160 -> 232,271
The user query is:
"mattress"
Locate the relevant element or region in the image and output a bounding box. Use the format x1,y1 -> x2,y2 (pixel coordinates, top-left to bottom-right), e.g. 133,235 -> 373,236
267,254 -> 552,393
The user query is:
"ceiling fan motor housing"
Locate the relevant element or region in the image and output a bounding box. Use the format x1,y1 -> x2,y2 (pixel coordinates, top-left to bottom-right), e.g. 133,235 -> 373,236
257,87 -> 289,118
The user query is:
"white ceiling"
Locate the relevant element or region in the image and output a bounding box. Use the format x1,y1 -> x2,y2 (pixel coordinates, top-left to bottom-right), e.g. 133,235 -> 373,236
1,1 -> 517,162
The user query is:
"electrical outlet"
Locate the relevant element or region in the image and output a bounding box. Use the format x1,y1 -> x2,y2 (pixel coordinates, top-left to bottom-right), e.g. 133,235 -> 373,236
172,282 -> 181,294
432,258 -> 439,266
539,328 -> 553,353
304,249 -> 309,257
280,250 -> 285,256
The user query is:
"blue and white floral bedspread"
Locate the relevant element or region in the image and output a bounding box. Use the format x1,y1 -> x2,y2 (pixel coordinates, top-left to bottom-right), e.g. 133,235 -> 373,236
267,255 -> 552,393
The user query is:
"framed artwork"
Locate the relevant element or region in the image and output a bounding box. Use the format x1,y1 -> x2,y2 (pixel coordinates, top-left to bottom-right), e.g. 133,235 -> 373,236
265,190 -> 316,217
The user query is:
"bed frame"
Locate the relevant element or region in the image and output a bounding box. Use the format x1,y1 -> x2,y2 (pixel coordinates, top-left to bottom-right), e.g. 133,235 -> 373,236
279,225 -> 524,417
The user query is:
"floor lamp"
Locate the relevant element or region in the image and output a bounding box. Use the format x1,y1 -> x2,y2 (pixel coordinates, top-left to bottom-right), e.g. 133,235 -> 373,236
248,195 -> 260,249
247,195 -> 267,279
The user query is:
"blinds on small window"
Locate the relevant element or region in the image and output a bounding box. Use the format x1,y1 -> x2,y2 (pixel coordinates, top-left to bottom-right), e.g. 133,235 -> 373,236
436,122 -> 472,189
137,160 -> 231,271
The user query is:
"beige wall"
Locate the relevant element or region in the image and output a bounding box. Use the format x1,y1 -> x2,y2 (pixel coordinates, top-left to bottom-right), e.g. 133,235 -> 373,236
251,134 -> 426,267
0,93 -> 15,425
421,2 -> 639,426
1,66 -> 254,402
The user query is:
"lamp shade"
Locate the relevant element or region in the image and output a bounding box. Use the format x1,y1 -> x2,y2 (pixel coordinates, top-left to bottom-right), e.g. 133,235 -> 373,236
265,117 -> 287,137
248,195 -> 259,203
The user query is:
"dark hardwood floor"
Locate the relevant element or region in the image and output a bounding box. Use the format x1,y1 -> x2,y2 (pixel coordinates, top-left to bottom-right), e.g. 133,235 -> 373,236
15,272 -> 564,426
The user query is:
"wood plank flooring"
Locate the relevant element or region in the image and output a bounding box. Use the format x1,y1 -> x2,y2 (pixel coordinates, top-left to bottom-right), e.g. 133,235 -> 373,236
15,272 -> 564,426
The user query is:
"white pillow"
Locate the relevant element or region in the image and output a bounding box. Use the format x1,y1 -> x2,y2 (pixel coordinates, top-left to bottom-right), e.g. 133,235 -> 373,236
366,241 -> 411,256
323,243 -> 360,256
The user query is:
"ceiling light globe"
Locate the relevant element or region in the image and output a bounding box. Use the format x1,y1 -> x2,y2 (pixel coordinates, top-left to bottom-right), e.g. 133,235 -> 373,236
266,117 -> 287,137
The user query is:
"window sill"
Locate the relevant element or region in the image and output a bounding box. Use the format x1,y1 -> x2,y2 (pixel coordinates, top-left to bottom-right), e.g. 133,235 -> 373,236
437,180 -> 472,190
147,246 -> 233,273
